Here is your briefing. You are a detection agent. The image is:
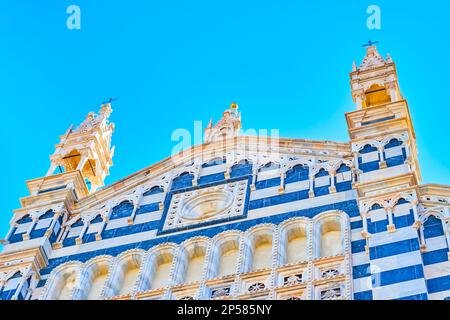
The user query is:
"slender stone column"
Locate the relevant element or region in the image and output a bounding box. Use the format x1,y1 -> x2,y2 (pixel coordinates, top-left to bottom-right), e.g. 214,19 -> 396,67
45,212 -> 61,239
353,152 -> 359,171
76,155 -> 89,171
411,201 -> 421,229
361,212 -> 370,239
46,161 -> 58,176
308,174 -> 315,198
76,222 -> 89,245
250,169 -> 257,191
23,217 -> 38,241
278,172 -> 285,193
379,146 -> 387,168
4,223 -> 17,243
128,194 -> 143,225
386,207 -> 396,233
56,226 -> 69,244
419,225 -> 427,251
96,207 -> 111,241
329,170 -> 336,193
224,165 -> 231,179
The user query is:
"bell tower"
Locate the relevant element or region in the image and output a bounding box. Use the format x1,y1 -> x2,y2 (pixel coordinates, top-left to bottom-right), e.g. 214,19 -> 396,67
44,102 -> 115,194
0,103 -> 115,299
346,44 -> 420,185
347,45 -> 430,299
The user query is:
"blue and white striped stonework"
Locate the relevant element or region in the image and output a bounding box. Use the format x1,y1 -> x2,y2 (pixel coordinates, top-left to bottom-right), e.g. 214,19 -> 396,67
1,151 -> 449,300
1,45 -> 449,300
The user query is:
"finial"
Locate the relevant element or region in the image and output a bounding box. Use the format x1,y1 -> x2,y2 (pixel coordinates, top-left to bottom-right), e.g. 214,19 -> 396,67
230,102 -> 238,109
362,40 -> 379,48
352,61 -> 357,71
386,53 -> 392,62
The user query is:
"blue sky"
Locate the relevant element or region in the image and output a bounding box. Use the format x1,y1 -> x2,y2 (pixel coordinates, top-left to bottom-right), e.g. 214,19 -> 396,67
0,1 -> 449,241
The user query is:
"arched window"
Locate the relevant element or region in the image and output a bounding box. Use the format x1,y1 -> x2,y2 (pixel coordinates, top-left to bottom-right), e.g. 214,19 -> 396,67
90,214 -> 103,224
316,216 -> 343,258
217,239 -> 239,277
284,224 -> 308,264
230,160 -> 252,178
256,162 -> 280,190
423,215 -> 446,241
202,157 -> 225,168
314,169 -> 330,196
46,266 -> 80,300
16,215 -> 32,224
315,169 -> 329,178
258,162 -> 279,174
84,261 -> 110,300
358,144 -> 380,173
0,271 -> 22,300
184,246 -> 206,283
251,233 -> 273,270
285,165 -> 309,184
118,247 -> 175,293
366,203 -> 388,234
39,210 -> 54,220
384,138 -> 406,167
71,218 -> 84,227
143,186 -> 164,197
172,172 -> 194,190
109,201 -> 134,220
57,271 -> 78,300
105,252 -> 143,297
335,164 -> 352,192
150,251 -> 174,290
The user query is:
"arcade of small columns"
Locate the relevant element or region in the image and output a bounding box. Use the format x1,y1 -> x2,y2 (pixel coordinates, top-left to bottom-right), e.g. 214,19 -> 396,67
0,265 -> 38,301
41,211 -> 352,300
351,132 -> 412,172
41,154 -> 358,248
358,190 -> 450,255
417,205 -> 450,255
16,130 -> 412,247
10,132 -> 412,249
3,204 -> 67,244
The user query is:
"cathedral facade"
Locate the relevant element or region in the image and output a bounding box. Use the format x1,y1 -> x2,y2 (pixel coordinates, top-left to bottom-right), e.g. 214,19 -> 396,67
0,45 -> 449,300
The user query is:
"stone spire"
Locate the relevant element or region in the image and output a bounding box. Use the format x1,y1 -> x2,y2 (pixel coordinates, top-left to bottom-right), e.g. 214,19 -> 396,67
204,102 -> 242,143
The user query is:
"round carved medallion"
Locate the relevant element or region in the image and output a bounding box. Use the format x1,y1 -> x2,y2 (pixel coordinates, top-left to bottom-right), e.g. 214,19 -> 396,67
180,189 -> 234,221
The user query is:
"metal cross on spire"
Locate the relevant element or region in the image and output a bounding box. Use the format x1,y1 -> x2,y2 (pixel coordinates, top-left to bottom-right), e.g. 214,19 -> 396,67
362,40 -> 379,47
102,98 -> 118,105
